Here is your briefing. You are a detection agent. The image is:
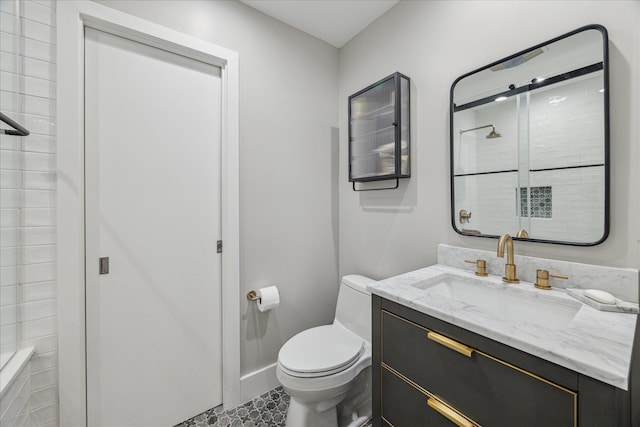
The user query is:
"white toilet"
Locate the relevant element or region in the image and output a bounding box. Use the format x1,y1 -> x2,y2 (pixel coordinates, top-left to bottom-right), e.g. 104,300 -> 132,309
276,274 -> 375,427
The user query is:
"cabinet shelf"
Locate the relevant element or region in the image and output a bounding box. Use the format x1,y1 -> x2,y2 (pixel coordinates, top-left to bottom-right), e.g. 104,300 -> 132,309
352,103 -> 395,120
349,72 -> 410,188
350,125 -> 395,139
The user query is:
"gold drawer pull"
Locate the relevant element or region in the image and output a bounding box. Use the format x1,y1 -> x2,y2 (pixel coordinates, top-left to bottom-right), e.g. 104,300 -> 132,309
427,397 -> 474,427
427,331 -> 474,357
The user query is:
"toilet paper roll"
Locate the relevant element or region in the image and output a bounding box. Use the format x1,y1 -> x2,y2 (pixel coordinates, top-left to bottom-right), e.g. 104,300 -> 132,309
256,285 -> 280,312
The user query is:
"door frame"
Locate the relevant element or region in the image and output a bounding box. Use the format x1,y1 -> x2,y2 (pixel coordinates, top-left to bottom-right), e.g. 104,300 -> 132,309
57,2 -> 240,426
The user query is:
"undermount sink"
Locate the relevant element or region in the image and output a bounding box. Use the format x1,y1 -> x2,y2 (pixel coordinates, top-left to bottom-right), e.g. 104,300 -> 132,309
412,273 -> 582,330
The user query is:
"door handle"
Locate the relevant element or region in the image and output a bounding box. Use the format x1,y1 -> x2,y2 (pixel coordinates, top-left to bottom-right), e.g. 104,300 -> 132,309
99,257 -> 109,274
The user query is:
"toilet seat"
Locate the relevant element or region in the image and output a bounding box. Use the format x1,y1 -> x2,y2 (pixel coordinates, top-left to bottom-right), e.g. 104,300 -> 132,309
278,324 -> 364,378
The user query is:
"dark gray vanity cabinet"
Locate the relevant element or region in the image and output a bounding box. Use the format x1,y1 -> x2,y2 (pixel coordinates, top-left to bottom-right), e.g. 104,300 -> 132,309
372,295 -> 635,426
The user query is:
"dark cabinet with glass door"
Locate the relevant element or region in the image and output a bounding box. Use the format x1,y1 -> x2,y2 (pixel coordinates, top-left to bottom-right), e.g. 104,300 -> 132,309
349,72 -> 410,189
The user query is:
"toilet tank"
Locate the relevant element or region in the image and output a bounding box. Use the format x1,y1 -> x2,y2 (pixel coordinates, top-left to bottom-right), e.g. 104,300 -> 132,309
334,275 -> 375,342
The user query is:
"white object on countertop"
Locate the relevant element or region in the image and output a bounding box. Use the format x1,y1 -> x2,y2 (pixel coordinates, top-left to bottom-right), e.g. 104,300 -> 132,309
256,286 -> 280,312
566,288 -> 639,314
584,289 -> 616,305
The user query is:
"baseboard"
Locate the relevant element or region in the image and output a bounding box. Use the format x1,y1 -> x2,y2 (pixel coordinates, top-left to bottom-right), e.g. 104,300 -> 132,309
239,362 -> 280,404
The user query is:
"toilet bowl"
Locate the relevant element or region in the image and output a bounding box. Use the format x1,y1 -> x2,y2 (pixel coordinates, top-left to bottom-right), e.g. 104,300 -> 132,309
276,275 -> 375,427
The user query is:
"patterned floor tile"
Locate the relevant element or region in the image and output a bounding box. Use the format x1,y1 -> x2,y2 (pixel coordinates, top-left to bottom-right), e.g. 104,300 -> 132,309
176,386 -> 372,427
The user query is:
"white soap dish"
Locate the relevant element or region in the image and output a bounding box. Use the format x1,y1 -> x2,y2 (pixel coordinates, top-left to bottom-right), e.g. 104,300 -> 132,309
567,289 -> 638,314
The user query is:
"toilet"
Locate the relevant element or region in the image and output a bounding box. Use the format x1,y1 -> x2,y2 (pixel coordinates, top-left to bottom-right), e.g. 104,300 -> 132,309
276,274 -> 375,427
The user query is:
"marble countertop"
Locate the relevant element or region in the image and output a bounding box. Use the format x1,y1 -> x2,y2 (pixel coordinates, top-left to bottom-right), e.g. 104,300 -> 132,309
368,264 -> 637,390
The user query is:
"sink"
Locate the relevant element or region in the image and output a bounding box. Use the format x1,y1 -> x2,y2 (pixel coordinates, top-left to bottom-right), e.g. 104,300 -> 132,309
412,273 -> 582,330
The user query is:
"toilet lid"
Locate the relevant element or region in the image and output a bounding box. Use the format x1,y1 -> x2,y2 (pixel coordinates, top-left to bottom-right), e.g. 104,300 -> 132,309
279,325 -> 364,378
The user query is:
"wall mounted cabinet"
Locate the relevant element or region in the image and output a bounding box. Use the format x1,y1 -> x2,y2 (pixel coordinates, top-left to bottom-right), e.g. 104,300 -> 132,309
349,72 -> 410,190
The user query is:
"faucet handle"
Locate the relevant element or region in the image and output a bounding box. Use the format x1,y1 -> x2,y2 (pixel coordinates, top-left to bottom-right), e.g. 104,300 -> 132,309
465,259 -> 488,277
535,269 -> 569,290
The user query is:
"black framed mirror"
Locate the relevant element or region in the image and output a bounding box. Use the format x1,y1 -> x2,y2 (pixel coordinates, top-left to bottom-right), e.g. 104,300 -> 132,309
450,25 -> 609,246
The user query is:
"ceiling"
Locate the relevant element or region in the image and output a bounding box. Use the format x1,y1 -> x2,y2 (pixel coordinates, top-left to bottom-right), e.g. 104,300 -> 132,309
239,0 -> 400,48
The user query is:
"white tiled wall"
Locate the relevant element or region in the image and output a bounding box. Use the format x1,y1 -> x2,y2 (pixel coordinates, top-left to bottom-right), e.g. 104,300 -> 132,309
0,357 -> 31,427
0,0 -> 58,425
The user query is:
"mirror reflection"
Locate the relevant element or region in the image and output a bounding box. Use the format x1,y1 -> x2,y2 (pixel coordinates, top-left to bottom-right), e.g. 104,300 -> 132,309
450,25 -> 608,245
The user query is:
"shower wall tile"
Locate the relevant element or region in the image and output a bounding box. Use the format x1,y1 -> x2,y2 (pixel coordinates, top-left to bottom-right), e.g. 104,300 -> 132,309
20,282 -> 55,304
22,113 -> 55,136
22,18 -> 56,44
20,317 -> 55,341
0,90 -> 19,113
18,263 -> 55,284
0,2 -> 58,426
0,360 -> 30,424
22,1 -> 53,26
1,248 -> 17,267
23,152 -> 54,171
22,37 -> 55,63
18,334 -> 56,356
21,189 -> 54,208
22,172 -> 55,190
30,386 -> 57,411
1,11 -> 16,33
1,149 -> 19,169
30,404 -> 57,427
21,75 -> 55,99
1,266 -> 18,286
30,1 -> 56,8
20,245 -> 55,265
0,209 -> 19,227
0,228 -> 18,248
27,351 -> 56,373
21,208 -> 54,227
23,57 -> 55,81
24,98 -> 56,121
1,189 -> 18,208
29,367 -> 56,391
1,284 -> 17,303
1,51 -> 17,73
19,227 -> 55,246
18,299 -> 55,322
1,170 -> 19,188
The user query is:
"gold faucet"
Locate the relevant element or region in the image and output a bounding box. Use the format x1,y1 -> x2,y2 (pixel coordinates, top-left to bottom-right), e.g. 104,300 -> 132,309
497,233 -> 519,283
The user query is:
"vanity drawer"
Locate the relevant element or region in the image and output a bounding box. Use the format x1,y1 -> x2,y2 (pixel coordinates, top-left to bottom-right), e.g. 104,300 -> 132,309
381,310 -> 577,426
381,365 -> 478,426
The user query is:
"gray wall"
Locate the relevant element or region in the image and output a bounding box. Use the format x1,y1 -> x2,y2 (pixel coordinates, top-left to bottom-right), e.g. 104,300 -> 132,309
338,1 -> 640,281
95,0 -> 340,378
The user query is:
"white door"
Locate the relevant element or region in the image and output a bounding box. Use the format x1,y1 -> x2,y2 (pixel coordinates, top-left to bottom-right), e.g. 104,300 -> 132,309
84,27 -> 222,426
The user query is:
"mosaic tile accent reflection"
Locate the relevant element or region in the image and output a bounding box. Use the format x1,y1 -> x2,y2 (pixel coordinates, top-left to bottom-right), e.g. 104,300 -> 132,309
176,386 -> 373,427
519,186 -> 552,218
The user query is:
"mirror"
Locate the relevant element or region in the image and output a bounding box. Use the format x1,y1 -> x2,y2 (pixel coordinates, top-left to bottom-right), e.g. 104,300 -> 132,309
450,25 -> 609,246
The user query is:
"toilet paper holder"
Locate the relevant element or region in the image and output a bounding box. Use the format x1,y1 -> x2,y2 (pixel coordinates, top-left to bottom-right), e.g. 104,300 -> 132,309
247,290 -> 260,302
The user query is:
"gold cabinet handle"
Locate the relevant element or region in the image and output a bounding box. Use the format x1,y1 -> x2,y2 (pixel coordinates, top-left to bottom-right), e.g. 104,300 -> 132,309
427,397 -> 474,427
427,331 -> 474,357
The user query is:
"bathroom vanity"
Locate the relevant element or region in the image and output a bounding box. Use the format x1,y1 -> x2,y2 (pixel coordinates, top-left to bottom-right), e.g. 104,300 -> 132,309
369,245 -> 639,426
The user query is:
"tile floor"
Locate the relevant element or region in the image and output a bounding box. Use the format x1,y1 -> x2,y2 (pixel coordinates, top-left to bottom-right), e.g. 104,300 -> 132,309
175,386 -> 372,427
